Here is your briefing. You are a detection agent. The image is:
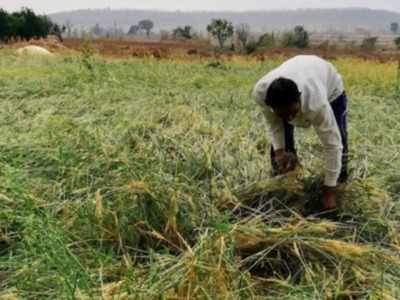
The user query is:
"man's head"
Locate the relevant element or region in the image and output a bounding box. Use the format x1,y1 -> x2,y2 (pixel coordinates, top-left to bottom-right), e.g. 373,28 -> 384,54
266,77 -> 301,122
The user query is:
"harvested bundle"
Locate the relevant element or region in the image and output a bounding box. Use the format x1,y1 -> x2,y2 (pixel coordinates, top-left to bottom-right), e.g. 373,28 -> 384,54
16,45 -> 53,56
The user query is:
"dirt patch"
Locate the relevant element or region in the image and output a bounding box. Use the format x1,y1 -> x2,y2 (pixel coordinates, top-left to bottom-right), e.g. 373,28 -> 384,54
63,37 -> 212,59
73,38 -> 400,62
250,47 -> 400,63
4,37 -> 400,62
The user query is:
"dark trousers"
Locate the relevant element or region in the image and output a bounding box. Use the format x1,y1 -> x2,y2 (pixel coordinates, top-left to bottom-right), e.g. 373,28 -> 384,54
270,92 -> 349,183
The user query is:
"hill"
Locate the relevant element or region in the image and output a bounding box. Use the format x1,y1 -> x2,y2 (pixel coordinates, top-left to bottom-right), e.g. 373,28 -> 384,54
49,8 -> 400,33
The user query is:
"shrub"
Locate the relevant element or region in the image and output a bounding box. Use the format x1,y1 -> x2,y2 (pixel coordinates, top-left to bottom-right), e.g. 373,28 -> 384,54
244,40 -> 259,54
257,32 -> 276,48
394,37 -> 400,49
361,37 -> 378,51
173,26 -> 194,40
207,19 -> 234,49
281,26 -> 309,48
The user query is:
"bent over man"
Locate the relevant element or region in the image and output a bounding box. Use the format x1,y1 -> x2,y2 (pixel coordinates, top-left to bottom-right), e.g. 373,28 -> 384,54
253,55 -> 349,211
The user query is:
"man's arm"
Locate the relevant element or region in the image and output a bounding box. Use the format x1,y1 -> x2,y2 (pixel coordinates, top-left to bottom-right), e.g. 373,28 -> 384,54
261,108 -> 286,151
253,80 -> 296,174
262,110 -> 300,174
253,81 -> 286,152
312,105 -> 343,187
312,104 -> 343,210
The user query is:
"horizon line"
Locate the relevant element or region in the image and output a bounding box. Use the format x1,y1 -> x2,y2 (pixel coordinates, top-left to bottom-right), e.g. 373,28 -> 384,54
47,6 -> 400,15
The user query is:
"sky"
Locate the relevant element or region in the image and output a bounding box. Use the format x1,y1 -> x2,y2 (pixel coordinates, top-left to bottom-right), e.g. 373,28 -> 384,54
1,0 -> 400,14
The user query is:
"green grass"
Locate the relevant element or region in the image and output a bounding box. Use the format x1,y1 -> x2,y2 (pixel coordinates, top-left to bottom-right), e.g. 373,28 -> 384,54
0,50 -> 400,299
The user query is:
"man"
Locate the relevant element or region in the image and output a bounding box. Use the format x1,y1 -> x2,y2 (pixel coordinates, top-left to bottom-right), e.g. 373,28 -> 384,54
253,55 -> 348,211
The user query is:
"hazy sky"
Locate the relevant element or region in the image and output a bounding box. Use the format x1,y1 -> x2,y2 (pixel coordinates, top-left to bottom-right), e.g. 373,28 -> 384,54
2,0 -> 400,14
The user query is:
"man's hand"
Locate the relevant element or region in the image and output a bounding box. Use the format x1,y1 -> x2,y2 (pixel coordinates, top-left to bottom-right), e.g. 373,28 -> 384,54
322,186 -> 337,211
275,149 -> 299,174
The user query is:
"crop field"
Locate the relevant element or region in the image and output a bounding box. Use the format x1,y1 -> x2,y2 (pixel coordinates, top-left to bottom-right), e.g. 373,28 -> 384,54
0,50 -> 400,299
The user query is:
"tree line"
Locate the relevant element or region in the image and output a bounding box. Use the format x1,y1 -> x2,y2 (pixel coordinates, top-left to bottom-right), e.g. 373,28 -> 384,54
2,7 -> 400,51
0,8 -> 64,42
91,18 -> 310,52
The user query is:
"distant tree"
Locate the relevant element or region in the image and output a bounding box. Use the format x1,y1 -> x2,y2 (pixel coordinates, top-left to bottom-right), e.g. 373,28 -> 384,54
242,31 -> 276,54
160,30 -> 170,40
0,9 -> 12,42
173,25 -> 193,40
138,19 -> 154,37
361,37 -> 378,51
236,23 -> 251,49
281,31 -> 295,48
207,19 -> 234,49
10,9 -> 31,39
72,28 -> 79,38
128,24 -> 140,36
282,26 -> 309,48
80,26 -> 88,39
49,23 -> 65,41
394,37 -> 400,49
293,25 -> 309,48
390,22 -> 399,34
0,7 -> 63,41
111,21 -> 125,37
257,32 -> 276,48
12,8 -> 51,40
65,20 -> 73,38
244,40 -> 259,54
91,23 -> 104,37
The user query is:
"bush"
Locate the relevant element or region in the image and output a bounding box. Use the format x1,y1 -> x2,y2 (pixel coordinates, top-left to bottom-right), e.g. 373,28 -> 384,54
207,19 -> 234,49
138,19 -> 154,37
244,40 -> 259,54
281,31 -> 295,48
241,33 -> 276,55
361,37 -> 378,51
257,32 -> 276,48
160,30 -> 170,41
236,23 -> 251,50
128,25 -> 140,36
173,26 -> 194,40
0,7 -> 62,42
394,37 -> 400,49
282,26 -> 309,48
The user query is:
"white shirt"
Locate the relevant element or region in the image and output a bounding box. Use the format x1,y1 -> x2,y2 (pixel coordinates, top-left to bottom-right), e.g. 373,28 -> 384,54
252,55 -> 345,187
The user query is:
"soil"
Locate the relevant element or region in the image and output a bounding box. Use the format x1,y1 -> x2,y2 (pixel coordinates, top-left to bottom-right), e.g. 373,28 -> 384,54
5,37 -> 400,62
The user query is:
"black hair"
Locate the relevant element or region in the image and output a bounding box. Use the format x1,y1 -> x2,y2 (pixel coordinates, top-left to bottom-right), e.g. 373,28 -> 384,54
265,77 -> 301,109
